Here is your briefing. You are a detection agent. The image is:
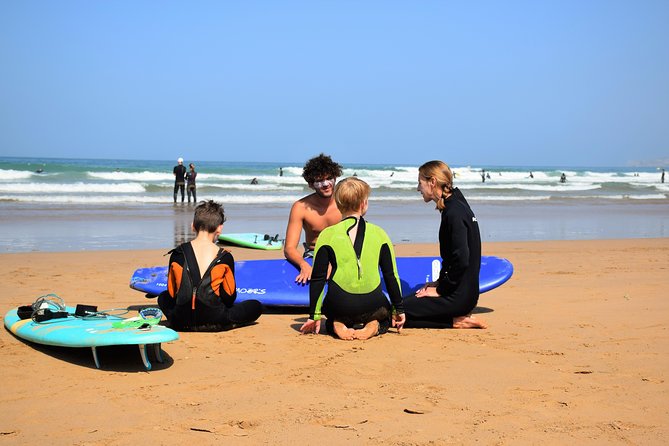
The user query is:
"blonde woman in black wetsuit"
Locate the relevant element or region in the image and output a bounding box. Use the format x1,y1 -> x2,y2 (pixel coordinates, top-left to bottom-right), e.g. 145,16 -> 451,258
403,160 -> 488,329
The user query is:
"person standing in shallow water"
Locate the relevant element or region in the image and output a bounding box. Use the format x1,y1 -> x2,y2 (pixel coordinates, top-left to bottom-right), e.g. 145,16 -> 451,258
402,160 -> 487,329
173,157 -> 187,203
186,163 -> 197,203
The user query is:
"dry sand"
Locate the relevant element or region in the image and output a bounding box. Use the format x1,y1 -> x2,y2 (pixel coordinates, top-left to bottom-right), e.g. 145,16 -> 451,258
1,238 -> 667,445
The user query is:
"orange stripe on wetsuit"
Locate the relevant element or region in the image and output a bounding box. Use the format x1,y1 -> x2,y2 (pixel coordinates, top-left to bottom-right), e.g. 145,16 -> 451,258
210,263 -> 235,297
167,262 -> 184,298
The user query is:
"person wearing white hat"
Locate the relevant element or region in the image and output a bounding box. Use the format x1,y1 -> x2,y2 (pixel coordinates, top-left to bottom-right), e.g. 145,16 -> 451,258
173,157 -> 187,202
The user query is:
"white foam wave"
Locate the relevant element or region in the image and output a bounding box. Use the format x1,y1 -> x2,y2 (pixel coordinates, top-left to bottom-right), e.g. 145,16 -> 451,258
466,195 -> 552,201
0,182 -> 145,193
464,183 -> 602,192
0,169 -> 41,180
626,194 -> 668,200
199,182 -> 303,192
1,191 -> 665,205
88,171 -> 173,181
0,195 -> 169,204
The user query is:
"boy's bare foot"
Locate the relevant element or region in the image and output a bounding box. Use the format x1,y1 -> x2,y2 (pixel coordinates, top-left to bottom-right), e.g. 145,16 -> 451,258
333,321 -> 356,340
452,315 -> 488,329
352,320 -> 380,340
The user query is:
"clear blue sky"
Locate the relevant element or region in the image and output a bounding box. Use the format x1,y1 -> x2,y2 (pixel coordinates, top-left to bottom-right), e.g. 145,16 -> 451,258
1,0 -> 668,167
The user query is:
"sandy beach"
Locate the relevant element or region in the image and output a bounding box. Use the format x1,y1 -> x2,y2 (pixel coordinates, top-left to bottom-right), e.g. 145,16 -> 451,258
1,238 -> 668,445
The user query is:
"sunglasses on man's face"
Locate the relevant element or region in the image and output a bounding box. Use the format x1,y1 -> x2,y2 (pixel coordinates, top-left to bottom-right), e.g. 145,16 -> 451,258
313,178 -> 334,189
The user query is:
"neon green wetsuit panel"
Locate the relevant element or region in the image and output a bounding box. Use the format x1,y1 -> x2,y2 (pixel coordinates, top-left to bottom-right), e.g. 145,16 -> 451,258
310,217 -> 402,320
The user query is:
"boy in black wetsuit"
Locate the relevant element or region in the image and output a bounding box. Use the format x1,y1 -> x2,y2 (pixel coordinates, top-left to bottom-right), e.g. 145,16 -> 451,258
158,200 -> 262,331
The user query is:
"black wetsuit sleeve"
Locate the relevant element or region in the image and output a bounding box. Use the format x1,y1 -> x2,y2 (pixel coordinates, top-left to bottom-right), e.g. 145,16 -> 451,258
218,252 -> 237,308
379,243 -> 404,313
308,246 -> 331,320
437,208 -> 470,296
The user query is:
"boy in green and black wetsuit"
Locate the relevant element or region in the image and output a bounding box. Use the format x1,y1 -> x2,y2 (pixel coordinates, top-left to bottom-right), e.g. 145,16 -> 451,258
299,177 -> 406,340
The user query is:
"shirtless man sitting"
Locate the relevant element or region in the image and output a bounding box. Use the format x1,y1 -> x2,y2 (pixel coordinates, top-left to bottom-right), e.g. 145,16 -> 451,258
284,154 -> 343,284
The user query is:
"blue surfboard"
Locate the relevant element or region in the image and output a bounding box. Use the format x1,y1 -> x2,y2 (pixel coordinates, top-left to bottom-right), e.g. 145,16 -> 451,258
130,256 -> 513,307
4,306 -> 179,370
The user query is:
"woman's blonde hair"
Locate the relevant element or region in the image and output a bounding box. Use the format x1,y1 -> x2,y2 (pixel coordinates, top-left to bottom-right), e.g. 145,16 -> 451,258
418,160 -> 453,211
334,177 -> 371,214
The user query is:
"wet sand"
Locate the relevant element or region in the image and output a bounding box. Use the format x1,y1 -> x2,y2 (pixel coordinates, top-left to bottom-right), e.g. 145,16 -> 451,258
1,199 -> 668,252
1,238 -> 668,444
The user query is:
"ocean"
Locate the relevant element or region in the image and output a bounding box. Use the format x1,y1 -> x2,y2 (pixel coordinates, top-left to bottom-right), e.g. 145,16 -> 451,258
1,156 -> 667,253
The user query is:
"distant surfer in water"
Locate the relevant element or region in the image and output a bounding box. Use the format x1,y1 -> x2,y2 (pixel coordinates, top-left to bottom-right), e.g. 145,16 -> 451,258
284,153 -> 343,284
402,160 -> 487,329
300,177 -> 406,339
173,157 -> 187,203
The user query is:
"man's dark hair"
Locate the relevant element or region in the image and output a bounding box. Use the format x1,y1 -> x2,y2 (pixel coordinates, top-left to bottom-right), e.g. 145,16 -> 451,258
193,200 -> 226,232
302,153 -> 343,184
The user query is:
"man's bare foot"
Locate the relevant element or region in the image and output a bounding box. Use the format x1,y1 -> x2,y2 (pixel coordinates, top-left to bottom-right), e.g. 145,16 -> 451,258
452,315 -> 488,329
333,321 -> 356,340
352,320 -> 380,340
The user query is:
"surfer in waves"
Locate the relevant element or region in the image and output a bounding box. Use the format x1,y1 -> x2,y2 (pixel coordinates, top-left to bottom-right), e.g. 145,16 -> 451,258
402,160 -> 487,329
284,153 -> 343,284
300,177 -> 406,339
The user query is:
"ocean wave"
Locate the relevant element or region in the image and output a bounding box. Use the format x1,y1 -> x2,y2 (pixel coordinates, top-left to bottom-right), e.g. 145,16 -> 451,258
203,183 -> 305,192
0,182 -> 146,193
626,194 -> 668,200
1,191 -> 666,204
466,195 -> 552,201
0,194 -> 300,204
463,183 -> 602,192
0,195 -> 169,204
0,169 -> 44,180
88,171 -> 173,181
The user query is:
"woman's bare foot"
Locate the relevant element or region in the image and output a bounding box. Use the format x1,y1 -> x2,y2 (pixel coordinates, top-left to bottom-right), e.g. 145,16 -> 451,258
452,315 -> 488,329
352,320 -> 380,340
333,321 -> 356,340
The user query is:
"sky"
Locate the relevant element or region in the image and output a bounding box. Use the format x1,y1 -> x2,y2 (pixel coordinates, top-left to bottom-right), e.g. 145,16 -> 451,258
1,0 -> 668,167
